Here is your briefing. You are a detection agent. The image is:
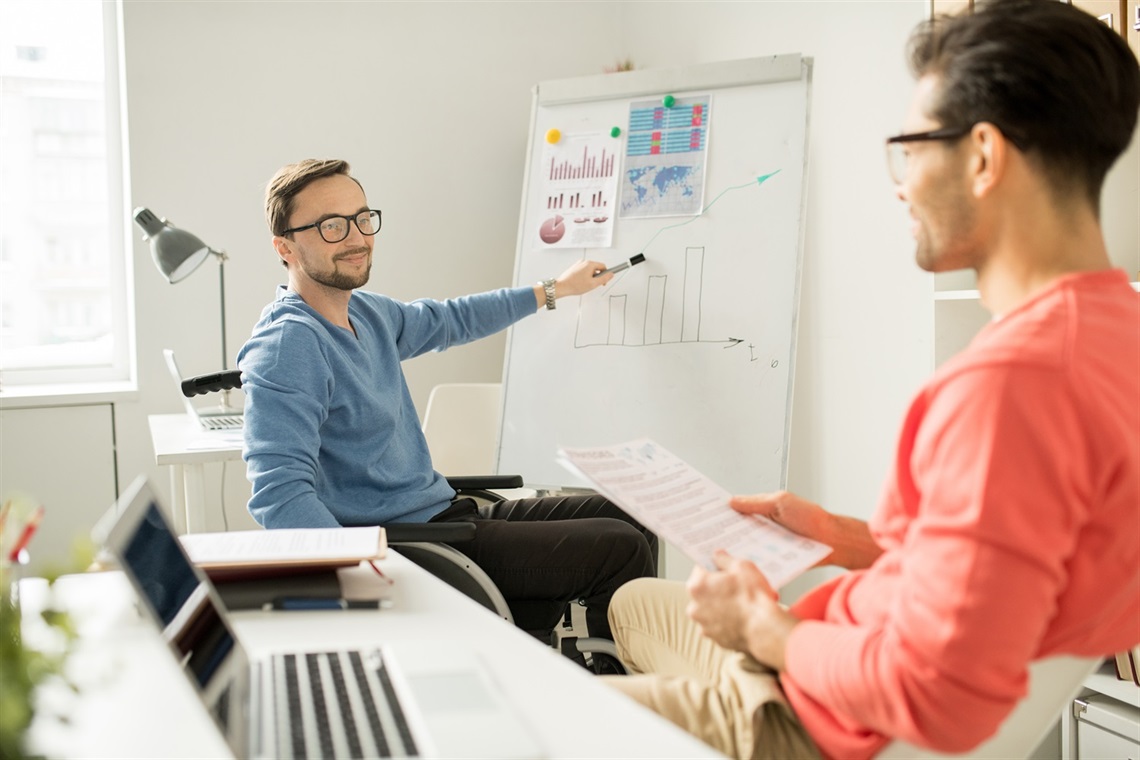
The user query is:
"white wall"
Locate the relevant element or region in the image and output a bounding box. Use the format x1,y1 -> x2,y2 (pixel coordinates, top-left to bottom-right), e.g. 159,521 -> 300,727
6,1 -> 934,563
615,1 -> 930,591
616,1 -> 930,527
117,0 -> 630,532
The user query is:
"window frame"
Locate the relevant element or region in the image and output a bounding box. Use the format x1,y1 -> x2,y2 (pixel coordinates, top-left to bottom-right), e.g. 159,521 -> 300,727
0,0 -> 134,393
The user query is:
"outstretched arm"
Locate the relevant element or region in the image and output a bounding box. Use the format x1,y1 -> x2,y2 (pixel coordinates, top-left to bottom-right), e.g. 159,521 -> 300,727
730,491 -> 883,570
532,259 -> 613,309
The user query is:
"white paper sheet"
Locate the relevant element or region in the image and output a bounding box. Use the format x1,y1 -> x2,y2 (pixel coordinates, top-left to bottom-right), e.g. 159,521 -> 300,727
180,526 -> 383,565
558,438 -> 830,588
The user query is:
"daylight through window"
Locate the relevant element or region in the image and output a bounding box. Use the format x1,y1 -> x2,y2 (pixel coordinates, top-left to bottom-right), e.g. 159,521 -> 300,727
0,0 -> 130,390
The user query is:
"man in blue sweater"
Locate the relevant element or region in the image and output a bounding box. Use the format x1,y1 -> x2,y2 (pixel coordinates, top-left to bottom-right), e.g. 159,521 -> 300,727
238,158 -> 656,643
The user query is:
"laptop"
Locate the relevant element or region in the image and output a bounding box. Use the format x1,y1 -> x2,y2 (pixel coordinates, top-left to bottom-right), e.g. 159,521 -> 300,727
101,476 -> 544,759
163,348 -> 244,430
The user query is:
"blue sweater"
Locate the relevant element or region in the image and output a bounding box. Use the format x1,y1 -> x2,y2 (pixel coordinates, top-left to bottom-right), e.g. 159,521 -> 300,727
238,285 -> 536,529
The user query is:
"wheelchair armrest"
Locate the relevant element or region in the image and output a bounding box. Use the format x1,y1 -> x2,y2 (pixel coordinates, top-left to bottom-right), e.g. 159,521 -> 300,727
446,475 -> 525,491
383,522 -> 476,543
181,370 -> 243,398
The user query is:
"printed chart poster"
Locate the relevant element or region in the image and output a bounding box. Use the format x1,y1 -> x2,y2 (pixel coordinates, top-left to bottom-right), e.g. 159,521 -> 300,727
620,95 -> 711,218
535,131 -> 620,249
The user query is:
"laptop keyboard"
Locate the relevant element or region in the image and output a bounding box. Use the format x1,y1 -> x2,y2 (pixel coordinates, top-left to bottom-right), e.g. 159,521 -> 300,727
200,415 -> 243,430
258,649 -> 418,759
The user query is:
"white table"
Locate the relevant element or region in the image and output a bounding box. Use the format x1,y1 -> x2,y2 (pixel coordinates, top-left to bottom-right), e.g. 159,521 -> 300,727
21,551 -> 722,759
147,413 -> 242,533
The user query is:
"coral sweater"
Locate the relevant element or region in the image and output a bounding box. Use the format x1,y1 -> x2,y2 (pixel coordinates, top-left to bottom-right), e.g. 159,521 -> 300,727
782,270 -> 1140,759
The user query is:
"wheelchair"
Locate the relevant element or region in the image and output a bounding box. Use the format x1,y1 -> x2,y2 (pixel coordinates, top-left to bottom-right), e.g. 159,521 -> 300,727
180,368 -> 628,674
383,477 -> 628,675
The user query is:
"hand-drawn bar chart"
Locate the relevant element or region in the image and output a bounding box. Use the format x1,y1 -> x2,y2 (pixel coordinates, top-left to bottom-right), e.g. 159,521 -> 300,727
575,247 -> 706,347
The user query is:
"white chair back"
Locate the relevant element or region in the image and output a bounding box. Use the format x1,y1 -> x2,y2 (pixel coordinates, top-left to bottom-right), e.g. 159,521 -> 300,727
877,655 -> 1101,759
421,382 -> 503,476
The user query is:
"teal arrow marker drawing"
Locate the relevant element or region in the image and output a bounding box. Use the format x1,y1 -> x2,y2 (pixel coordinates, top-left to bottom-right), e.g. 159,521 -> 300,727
634,169 -> 782,257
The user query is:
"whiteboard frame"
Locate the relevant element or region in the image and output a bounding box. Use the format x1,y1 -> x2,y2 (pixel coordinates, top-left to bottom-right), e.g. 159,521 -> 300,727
498,54 -> 813,492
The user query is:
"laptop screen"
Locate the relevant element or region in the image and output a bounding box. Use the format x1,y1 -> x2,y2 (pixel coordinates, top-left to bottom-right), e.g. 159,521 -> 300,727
107,478 -> 247,746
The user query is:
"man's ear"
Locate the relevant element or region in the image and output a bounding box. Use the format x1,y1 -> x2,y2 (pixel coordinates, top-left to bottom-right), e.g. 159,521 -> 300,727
968,122 -> 1009,199
271,235 -> 293,267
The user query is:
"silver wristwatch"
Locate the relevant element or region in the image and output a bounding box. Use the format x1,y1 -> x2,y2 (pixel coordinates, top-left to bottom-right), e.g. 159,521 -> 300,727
540,278 -> 557,310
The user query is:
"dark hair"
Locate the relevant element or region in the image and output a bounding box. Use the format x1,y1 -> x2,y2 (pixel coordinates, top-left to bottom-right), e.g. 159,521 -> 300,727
264,159 -> 362,237
907,0 -> 1139,206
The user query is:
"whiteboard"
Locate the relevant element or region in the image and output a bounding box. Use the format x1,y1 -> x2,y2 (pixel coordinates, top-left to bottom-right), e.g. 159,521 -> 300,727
498,55 -> 812,495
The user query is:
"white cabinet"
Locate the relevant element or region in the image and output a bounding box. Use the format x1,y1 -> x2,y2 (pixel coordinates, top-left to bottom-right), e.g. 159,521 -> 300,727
1075,695 -> 1140,759
0,404 -> 117,574
1064,661 -> 1140,759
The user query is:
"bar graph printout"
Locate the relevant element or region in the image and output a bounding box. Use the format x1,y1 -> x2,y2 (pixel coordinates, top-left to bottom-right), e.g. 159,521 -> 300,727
558,438 -> 830,589
535,131 -> 620,249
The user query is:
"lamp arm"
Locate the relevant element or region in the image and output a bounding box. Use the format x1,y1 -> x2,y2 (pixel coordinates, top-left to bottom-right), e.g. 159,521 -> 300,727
211,248 -> 229,370
211,248 -> 234,411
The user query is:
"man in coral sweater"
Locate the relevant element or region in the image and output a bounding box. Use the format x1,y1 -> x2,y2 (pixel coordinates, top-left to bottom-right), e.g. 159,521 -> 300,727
604,1 -> 1140,758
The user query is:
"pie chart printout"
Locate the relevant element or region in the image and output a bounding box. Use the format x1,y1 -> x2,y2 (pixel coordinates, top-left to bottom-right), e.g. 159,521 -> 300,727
539,215 -> 566,244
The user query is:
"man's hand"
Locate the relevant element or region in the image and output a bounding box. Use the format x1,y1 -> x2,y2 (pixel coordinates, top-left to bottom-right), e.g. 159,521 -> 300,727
731,491 -> 883,570
557,259 -> 612,297
686,550 -> 799,671
533,259 -> 612,310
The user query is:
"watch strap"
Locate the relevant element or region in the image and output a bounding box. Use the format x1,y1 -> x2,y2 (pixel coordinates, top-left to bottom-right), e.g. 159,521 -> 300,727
540,278 -> 557,310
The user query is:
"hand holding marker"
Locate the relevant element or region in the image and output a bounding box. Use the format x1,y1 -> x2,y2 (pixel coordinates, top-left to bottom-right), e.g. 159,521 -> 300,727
594,253 -> 646,277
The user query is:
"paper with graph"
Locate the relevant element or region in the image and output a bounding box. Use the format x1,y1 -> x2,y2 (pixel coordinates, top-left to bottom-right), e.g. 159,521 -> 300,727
558,438 -> 830,588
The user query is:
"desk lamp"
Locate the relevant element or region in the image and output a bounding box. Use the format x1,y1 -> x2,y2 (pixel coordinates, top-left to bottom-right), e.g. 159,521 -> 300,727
132,207 -> 235,410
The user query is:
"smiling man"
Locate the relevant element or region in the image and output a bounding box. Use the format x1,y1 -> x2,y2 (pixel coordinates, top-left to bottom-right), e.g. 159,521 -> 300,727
238,159 -> 657,647
603,1 -> 1140,758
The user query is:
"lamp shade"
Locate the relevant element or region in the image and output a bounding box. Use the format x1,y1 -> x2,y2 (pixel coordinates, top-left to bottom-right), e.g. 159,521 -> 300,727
132,207 -> 212,283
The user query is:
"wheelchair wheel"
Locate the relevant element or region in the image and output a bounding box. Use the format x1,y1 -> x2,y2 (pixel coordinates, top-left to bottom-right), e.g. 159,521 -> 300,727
587,652 -> 627,676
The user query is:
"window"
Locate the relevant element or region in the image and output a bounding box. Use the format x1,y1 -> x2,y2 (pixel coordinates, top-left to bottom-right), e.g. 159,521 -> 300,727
0,0 -> 131,389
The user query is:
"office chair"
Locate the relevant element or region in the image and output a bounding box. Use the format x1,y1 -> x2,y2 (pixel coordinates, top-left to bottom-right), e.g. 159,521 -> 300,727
876,654 -> 1101,759
177,368 -> 626,673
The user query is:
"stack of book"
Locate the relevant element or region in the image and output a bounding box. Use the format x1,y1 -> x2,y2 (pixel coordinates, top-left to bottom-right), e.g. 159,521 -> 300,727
179,526 -> 387,609
1113,647 -> 1140,686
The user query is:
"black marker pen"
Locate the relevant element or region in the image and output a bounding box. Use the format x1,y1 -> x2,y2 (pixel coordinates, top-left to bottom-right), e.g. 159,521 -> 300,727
594,253 -> 646,277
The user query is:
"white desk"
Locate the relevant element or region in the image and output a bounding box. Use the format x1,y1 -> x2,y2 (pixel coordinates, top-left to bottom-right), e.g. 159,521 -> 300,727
148,413 -> 242,534
22,551 -> 723,759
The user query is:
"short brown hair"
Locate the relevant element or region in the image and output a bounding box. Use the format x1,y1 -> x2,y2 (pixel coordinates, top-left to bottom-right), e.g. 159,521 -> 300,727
907,0 -> 1139,207
264,159 -> 361,236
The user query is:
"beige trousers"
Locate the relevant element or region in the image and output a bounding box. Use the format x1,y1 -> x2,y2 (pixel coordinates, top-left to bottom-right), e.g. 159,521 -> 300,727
604,578 -> 821,760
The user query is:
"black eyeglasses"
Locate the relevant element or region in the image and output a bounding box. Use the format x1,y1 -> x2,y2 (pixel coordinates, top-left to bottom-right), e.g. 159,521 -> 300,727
283,209 -> 382,243
884,126 -> 973,184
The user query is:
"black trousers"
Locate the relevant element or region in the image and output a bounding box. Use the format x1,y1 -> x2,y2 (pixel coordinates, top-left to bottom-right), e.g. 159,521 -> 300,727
430,493 -> 657,640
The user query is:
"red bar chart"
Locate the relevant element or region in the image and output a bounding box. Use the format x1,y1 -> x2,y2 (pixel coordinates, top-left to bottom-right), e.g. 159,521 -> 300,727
549,145 -> 616,181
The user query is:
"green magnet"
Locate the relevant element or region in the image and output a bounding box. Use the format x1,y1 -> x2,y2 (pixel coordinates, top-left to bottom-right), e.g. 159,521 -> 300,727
662,94 -> 676,108
610,126 -> 621,138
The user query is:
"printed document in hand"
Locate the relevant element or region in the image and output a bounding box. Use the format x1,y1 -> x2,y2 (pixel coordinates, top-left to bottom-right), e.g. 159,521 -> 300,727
558,438 -> 830,588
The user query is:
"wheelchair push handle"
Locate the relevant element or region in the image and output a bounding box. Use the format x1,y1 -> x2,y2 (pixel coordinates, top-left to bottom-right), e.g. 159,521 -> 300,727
181,370 -> 242,398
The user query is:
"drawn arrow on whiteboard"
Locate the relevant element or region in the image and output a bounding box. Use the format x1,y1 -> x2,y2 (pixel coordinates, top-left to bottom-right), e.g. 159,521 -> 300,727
722,338 -> 744,348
